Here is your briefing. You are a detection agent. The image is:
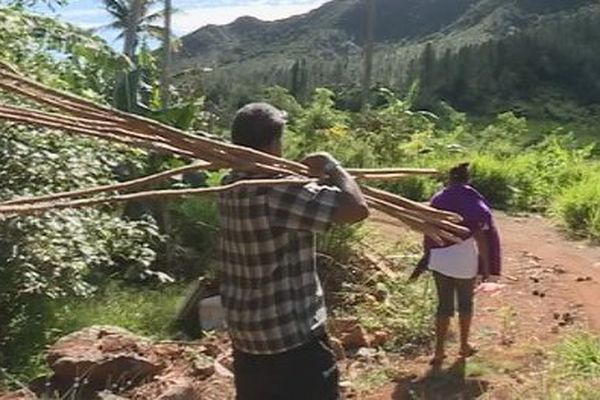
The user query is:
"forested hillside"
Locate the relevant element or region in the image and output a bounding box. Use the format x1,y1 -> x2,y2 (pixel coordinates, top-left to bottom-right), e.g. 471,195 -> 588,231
174,0 -> 600,116
2,1 -> 600,399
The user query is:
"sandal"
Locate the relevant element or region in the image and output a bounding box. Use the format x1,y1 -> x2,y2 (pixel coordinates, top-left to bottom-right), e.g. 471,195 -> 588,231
429,354 -> 446,366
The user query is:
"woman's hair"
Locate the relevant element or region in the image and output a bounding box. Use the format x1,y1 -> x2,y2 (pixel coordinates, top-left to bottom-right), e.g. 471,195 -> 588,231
448,162 -> 470,184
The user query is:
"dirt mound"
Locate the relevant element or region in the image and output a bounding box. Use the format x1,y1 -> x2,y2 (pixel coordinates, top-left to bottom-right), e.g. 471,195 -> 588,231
0,326 -> 234,400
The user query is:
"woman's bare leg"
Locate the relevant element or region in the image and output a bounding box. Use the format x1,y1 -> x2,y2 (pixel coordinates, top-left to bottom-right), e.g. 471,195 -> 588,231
433,316 -> 451,363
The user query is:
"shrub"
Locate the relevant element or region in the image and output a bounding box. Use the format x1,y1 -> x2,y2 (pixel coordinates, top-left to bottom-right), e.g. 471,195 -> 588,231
356,277 -> 436,350
551,176 -> 600,240
519,333 -> 600,399
470,155 -> 516,209
554,332 -> 600,378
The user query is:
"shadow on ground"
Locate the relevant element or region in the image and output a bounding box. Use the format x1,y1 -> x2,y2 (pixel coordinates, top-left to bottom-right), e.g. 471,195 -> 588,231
390,360 -> 490,400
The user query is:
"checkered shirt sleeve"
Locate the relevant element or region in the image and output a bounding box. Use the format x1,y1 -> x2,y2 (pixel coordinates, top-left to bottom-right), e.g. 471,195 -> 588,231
268,182 -> 341,233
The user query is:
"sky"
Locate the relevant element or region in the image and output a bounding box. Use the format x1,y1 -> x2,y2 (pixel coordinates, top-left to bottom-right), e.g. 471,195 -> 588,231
36,0 -> 330,46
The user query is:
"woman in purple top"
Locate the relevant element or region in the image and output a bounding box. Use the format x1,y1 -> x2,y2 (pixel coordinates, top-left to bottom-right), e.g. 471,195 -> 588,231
414,163 -> 502,366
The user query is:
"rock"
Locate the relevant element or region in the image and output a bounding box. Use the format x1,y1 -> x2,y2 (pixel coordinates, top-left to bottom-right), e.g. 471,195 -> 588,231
552,265 -> 566,274
214,359 -> 234,378
329,337 -> 346,361
191,354 -> 215,379
46,326 -> 162,391
356,347 -> 377,359
330,317 -> 359,335
155,379 -> 199,400
338,380 -> 353,389
340,325 -> 370,349
0,390 -> 36,400
364,294 -> 378,304
370,330 -> 390,348
97,391 -> 129,400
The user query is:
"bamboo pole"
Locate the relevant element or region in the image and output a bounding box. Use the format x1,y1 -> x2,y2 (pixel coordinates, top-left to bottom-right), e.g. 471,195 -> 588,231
0,178 -> 316,217
362,186 -> 462,222
0,62 -> 471,242
0,108 -> 197,158
1,162 -> 216,206
346,167 -> 439,175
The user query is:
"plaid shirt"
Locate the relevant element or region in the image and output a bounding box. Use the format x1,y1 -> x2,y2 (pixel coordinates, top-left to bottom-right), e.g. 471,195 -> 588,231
217,172 -> 341,355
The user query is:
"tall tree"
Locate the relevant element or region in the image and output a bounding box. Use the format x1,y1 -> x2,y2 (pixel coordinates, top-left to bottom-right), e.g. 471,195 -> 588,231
101,0 -> 164,111
101,0 -> 165,60
160,0 -> 173,108
361,0 -> 376,110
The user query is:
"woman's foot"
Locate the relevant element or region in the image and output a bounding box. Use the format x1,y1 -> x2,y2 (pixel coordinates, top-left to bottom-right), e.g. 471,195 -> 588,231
429,353 -> 446,366
458,344 -> 478,359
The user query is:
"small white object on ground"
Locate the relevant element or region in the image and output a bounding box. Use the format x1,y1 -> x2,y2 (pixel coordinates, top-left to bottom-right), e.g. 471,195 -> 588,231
476,282 -> 506,294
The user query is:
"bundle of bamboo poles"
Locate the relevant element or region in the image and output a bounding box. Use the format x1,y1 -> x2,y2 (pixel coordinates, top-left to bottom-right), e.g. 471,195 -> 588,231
0,61 -> 468,245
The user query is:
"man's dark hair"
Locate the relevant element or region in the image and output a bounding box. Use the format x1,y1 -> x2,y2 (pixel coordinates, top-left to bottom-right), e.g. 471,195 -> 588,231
449,162 -> 470,184
231,103 -> 286,150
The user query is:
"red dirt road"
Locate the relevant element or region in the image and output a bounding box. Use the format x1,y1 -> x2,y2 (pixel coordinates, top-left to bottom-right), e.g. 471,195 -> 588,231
365,212 -> 600,400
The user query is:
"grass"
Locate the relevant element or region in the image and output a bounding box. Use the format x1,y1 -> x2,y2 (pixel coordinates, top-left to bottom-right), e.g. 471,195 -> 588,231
351,366 -> 397,395
551,176 -> 600,240
554,332 -> 600,378
344,228 -> 437,352
2,282 -> 187,385
51,283 -> 186,339
356,277 -> 436,351
513,332 -> 600,399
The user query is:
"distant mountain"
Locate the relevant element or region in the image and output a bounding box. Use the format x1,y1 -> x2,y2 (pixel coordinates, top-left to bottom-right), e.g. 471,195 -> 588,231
173,0 -> 600,115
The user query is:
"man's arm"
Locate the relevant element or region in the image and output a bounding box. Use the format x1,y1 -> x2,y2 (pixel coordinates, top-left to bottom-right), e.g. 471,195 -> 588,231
302,152 -> 369,225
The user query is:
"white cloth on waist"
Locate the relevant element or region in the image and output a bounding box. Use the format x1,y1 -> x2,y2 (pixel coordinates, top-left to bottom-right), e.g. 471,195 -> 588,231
429,237 -> 478,279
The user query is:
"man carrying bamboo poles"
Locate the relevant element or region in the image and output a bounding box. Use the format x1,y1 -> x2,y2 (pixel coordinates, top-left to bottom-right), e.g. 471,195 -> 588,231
217,102 -> 369,400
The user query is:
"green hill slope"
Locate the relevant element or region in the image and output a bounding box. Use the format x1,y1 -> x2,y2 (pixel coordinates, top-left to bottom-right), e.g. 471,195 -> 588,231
173,0 -> 599,115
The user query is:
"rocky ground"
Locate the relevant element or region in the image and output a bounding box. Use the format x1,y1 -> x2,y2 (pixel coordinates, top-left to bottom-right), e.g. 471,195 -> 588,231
1,212 -> 599,399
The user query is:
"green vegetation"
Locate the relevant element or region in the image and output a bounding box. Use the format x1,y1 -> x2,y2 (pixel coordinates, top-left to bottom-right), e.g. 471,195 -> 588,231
2,2 -> 600,397
176,0 -> 600,118
263,86 -> 600,240
514,333 -> 600,399
2,284 -> 186,381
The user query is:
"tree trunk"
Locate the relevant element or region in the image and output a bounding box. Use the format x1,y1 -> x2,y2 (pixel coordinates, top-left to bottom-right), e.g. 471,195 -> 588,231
116,0 -> 144,112
361,0 -> 376,111
160,0 -> 175,270
123,0 -> 144,60
161,0 -> 173,109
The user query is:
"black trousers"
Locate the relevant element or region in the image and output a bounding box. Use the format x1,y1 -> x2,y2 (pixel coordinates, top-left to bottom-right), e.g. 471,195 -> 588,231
433,271 -> 476,317
233,334 -> 341,400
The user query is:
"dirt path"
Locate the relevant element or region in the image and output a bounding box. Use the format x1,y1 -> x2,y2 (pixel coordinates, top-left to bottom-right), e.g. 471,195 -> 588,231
364,212 -> 600,400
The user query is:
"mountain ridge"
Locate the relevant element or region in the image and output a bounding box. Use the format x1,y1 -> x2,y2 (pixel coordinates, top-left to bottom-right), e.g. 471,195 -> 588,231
172,0 -> 600,116
175,0 -> 590,70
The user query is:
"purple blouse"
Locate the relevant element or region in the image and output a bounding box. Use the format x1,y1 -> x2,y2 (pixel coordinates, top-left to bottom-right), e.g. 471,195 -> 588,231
424,184 -> 502,276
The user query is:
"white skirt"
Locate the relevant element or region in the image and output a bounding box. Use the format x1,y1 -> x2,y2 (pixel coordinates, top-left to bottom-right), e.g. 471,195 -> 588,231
429,237 -> 479,279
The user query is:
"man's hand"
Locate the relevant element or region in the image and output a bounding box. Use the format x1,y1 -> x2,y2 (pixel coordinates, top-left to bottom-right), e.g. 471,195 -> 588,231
301,152 -> 339,177
301,152 -> 369,225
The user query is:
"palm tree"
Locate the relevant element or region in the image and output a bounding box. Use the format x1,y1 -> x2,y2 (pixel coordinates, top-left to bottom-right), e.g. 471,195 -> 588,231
161,0 -> 173,108
100,0 -> 165,60
361,0 -> 376,110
